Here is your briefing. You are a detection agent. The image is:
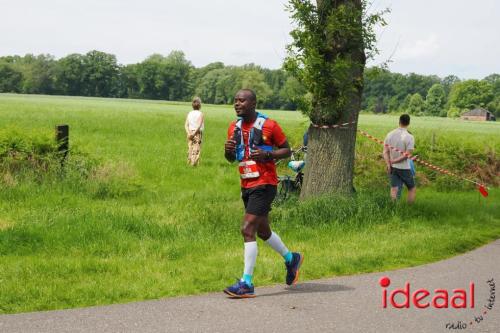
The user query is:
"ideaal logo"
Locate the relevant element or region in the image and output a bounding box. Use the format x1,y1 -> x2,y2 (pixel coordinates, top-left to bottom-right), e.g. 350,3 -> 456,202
379,277 -> 474,309
379,277 -> 496,330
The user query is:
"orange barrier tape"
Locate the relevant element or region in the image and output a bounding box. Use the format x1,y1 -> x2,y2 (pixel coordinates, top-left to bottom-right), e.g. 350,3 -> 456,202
310,122 -> 489,197
357,129 -> 489,198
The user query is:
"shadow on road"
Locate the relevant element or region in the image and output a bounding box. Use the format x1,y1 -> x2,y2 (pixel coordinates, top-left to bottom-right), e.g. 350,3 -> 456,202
259,282 -> 354,297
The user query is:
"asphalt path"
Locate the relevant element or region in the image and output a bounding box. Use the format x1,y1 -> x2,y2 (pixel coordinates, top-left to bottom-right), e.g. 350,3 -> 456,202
1,240 -> 498,333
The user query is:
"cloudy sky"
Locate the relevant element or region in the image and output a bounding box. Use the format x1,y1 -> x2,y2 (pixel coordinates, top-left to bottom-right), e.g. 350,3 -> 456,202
1,0 -> 499,79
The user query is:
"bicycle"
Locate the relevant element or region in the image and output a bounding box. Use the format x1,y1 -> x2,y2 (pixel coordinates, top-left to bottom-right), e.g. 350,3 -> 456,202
274,146 -> 307,204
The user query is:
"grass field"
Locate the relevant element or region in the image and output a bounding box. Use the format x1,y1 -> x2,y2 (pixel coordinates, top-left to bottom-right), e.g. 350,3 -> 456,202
0,93 -> 499,314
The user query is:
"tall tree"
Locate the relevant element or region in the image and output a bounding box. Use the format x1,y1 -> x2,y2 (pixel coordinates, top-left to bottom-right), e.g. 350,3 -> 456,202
285,0 -> 386,198
483,74 -> 500,117
0,61 -> 22,92
279,76 -> 307,110
135,54 -> 166,99
83,50 -> 120,97
407,93 -> 425,116
425,83 -> 446,116
442,75 -> 461,95
18,54 -> 57,94
55,54 -> 86,96
163,51 -> 193,101
239,70 -> 273,108
448,79 -> 494,111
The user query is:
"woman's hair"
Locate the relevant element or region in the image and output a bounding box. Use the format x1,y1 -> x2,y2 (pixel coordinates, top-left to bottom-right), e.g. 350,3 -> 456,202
192,97 -> 202,110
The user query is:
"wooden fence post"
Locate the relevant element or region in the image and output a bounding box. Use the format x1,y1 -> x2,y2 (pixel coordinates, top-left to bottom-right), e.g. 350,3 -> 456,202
55,125 -> 69,166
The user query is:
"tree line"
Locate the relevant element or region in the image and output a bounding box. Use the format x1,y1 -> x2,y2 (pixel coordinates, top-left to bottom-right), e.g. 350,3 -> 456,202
363,68 -> 500,118
1,50 -> 499,117
0,50 -> 305,110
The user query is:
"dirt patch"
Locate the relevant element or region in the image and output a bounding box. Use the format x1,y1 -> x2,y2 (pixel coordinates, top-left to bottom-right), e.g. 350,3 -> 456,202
1,172 -> 17,187
470,150 -> 500,186
90,161 -> 137,182
0,218 -> 13,230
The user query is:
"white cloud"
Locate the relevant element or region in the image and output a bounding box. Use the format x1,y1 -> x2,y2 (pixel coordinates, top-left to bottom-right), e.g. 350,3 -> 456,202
0,0 -> 499,78
397,34 -> 439,60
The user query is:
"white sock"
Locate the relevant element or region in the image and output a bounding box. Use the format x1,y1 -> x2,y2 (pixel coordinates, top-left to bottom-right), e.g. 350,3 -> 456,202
244,241 -> 258,276
265,232 -> 289,257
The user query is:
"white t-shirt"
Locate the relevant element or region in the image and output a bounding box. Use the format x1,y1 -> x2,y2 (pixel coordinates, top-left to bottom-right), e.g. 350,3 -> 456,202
384,127 -> 415,170
186,110 -> 204,132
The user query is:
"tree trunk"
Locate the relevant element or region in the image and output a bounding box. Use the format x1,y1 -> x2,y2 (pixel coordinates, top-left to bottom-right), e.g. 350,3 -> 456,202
300,99 -> 361,199
300,0 -> 365,200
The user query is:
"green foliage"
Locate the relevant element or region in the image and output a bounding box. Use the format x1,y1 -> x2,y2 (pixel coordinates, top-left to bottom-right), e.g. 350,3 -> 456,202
133,52 -> 193,100
15,54 -> 57,94
442,75 -> 461,95
83,51 -> 121,97
279,76 -> 308,110
425,83 -> 446,116
0,127 -> 60,177
0,126 -> 145,202
487,96 -> 500,118
362,68 -> 441,114
0,62 -> 23,93
2,49 -> 500,116
400,94 -> 412,113
483,74 -> 500,117
448,79 -> 494,111
447,106 -> 463,118
407,93 -> 425,116
55,54 -> 86,96
483,73 -> 500,93
194,66 -> 276,108
284,0 -> 387,124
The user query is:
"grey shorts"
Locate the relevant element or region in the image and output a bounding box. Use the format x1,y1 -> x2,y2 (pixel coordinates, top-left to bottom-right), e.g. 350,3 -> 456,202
390,168 -> 415,189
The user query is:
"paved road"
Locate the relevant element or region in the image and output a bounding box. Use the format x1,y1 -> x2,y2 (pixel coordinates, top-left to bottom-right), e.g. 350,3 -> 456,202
1,240 -> 498,333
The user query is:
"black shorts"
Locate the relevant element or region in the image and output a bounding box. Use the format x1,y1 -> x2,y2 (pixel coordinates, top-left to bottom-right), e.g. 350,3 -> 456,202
241,185 -> 277,216
390,168 -> 415,189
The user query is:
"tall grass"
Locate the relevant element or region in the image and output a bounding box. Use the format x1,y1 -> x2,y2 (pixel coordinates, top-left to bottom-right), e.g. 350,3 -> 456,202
0,93 -> 498,314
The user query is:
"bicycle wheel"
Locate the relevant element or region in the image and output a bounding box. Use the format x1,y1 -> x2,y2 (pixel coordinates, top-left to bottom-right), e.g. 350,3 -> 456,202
274,176 -> 290,205
294,172 -> 304,193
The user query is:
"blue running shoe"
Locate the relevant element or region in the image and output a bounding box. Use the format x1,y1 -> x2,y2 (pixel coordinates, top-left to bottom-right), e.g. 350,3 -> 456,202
223,280 -> 256,298
285,252 -> 304,285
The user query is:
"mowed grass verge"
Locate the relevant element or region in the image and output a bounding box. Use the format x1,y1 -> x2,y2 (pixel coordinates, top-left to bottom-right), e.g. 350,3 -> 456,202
0,93 -> 499,314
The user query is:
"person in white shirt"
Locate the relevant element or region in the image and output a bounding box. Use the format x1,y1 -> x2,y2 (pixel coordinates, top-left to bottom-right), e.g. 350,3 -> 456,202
383,114 -> 416,203
184,97 -> 205,166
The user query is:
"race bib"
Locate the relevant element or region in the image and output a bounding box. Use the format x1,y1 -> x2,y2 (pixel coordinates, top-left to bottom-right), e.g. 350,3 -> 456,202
239,161 -> 260,179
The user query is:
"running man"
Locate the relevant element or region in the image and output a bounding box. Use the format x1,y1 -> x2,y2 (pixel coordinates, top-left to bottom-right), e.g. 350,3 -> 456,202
223,89 -> 303,298
383,114 -> 416,203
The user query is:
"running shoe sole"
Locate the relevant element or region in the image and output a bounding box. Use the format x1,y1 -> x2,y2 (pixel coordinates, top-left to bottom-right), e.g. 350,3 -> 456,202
290,254 -> 304,285
223,289 -> 256,298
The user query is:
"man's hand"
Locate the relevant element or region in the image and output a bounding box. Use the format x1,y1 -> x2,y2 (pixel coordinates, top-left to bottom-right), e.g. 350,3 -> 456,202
250,149 -> 270,161
224,139 -> 237,162
386,163 -> 392,175
224,140 -> 237,162
225,139 -> 236,154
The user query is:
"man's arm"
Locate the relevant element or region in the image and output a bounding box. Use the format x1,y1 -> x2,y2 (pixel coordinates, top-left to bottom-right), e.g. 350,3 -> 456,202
250,140 -> 291,161
271,141 -> 291,160
184,117 -> 190,136
390,150 -> 413,164
383,145 -> 392,174
250,121 -> 291,161
391,135 -> 415,164
194,113 -> 204,134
